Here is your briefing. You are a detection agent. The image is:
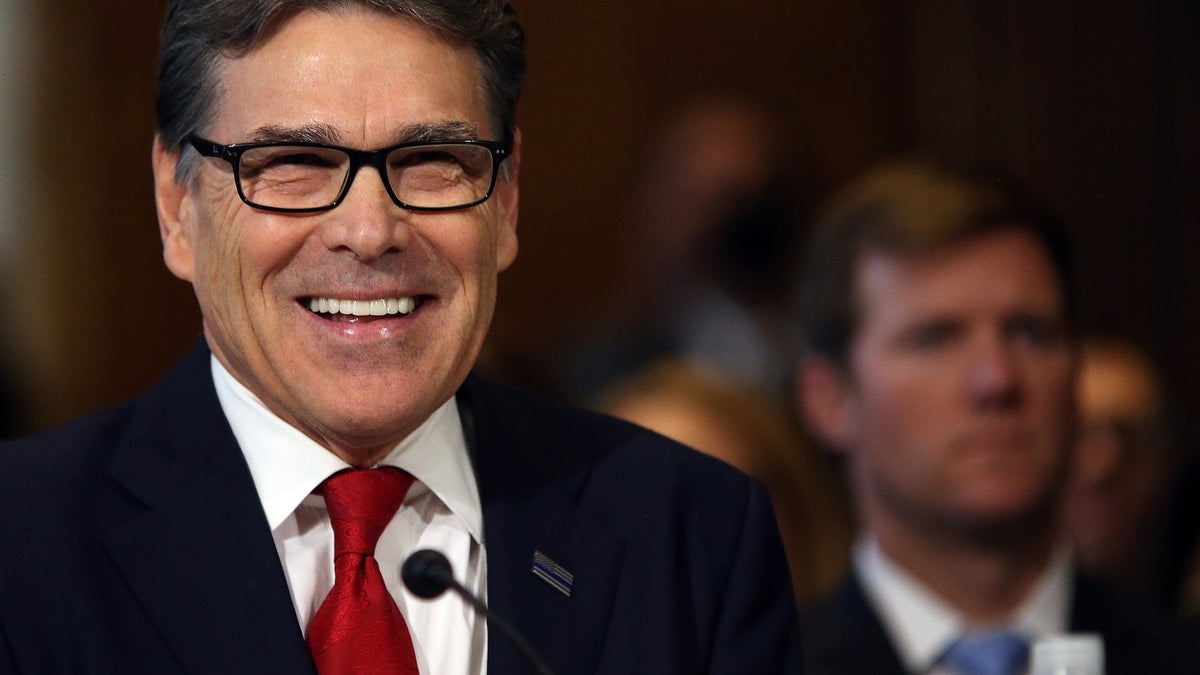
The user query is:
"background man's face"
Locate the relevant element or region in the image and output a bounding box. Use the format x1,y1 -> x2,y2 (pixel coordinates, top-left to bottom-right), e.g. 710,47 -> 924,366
1065,342 -> 1171,575
157,8 -> 519,460
839,227 -> 1075,537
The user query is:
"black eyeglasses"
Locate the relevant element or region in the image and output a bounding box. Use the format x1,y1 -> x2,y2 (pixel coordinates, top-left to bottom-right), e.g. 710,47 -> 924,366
187,135 -> 511,213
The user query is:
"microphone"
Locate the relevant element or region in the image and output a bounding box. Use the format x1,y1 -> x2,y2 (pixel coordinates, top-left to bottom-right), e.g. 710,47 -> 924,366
401,549 -> 555,675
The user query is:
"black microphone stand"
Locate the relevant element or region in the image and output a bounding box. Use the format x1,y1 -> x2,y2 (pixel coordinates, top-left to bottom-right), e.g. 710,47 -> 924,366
402,549 -> 556,675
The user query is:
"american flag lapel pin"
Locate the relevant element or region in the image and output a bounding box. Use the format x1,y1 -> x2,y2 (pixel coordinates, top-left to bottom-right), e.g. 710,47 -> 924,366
530,550 -> 574,597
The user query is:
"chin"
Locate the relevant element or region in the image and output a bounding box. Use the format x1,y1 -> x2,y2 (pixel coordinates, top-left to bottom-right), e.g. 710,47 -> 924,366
963,488 -> 1061,534
302,395 -> 425,445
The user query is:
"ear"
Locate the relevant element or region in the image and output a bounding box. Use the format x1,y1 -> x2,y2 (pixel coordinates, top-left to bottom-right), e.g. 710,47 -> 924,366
796,354 -> 858,453
152,135 -> 196,282
493,127 -> 520,272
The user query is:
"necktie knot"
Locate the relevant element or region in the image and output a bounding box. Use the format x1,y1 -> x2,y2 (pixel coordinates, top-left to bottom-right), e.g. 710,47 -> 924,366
320,467 -> 414,556
942,629 -> 1029,675
309,466 -> 419,674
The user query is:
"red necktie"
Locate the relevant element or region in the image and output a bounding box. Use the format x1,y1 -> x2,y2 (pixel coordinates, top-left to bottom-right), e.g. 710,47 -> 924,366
307,468 -> 420,674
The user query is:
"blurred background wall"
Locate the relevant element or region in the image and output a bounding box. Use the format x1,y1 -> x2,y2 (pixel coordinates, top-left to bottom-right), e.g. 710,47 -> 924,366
1,0 -> 1196,435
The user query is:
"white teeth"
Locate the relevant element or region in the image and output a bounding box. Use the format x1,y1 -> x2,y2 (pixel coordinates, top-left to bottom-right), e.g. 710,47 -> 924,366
307,296 -> 417,316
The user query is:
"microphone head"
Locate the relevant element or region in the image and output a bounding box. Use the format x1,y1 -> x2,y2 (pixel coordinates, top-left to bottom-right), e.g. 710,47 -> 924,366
401,548 -> 455,599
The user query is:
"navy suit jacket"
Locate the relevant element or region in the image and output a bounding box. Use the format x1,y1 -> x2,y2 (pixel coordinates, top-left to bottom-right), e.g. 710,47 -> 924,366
0,343 -> 802,674
800,570 -> 1199,675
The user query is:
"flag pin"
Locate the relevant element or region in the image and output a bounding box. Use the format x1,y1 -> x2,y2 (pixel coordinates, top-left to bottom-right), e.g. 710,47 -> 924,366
531,550 -> 574,597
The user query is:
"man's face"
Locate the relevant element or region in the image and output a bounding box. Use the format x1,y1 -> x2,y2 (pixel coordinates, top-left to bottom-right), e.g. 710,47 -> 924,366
831,227 -> 1075,537
1066,344 -> 1170,574
153,9 -> 519,463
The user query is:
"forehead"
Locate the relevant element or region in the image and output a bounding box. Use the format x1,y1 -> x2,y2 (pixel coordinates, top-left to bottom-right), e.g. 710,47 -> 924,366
854,227 -> 1065,328
1078,348 -> 1158,416
211,8 -> 487,143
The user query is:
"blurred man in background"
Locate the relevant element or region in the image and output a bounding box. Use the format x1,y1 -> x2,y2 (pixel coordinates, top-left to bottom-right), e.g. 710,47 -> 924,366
566,93 -> 816,399
1064,337 -> 1183,598
794,158 -> 1195,674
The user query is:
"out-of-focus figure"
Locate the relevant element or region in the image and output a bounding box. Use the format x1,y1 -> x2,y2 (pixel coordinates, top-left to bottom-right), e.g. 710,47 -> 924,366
793,156 -> 1199,674
568,92 -> 816,399
1064,337 -> 1180,595
593,358 -> 852,606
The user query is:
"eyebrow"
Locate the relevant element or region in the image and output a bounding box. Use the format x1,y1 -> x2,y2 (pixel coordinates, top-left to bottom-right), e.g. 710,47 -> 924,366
394,121 -> 480,143
246,123 -> 341,144
243,121 -> 481,146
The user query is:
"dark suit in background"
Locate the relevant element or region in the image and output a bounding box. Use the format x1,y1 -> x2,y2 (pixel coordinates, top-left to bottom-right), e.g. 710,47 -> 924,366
800,571 -> 1199,675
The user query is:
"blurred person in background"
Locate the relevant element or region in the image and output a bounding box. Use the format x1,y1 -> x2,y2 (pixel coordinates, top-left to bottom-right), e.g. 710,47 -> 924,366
567,92 -> 818,399
1064,336 -> 1185,602
593,357 -> 853,607
793,157 -> 1196,674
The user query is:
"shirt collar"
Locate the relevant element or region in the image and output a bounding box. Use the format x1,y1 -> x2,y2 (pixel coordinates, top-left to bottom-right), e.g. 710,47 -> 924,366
210,356 -> 484,544
854,537 -> 1072,673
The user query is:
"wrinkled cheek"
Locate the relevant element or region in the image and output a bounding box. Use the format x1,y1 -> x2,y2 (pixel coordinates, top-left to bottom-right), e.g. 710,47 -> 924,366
194,235 -> 260,345
462,240 -> 501,315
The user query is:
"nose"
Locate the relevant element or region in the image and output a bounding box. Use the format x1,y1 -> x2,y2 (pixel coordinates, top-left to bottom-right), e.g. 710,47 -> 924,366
967,334 -> 1023,410
318,165 -> 411,261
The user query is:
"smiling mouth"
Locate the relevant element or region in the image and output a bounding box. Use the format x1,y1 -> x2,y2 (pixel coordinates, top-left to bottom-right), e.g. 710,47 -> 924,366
303,295 -> 423,322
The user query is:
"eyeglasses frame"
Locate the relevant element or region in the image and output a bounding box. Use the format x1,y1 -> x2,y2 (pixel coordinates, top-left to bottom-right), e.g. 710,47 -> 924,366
186,134 -> 512,214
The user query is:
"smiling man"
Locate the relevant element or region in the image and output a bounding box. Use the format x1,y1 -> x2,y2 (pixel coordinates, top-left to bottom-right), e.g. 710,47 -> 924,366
0,2 -> 801,673
794,158 -> 1196,675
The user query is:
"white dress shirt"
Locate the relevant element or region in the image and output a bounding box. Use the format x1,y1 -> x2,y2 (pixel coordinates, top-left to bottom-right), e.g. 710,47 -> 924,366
855,537 -> 1072,675
212,357 -> 488,675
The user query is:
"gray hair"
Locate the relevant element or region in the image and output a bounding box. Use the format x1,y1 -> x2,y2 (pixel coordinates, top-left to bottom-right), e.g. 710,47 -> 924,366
156,0 -> 526,181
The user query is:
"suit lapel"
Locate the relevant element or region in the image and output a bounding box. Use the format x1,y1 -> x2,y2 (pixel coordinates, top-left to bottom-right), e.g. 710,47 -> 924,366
103,343 -> 316,674
461,376 -> 625,675
801,574 -> 909,675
